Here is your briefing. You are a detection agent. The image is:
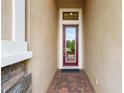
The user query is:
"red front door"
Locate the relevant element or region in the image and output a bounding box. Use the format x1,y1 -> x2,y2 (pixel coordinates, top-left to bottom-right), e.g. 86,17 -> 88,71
63,25 -> 78,66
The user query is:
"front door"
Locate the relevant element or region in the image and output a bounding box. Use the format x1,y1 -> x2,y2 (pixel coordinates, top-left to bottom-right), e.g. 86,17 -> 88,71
63,25 -> 78,66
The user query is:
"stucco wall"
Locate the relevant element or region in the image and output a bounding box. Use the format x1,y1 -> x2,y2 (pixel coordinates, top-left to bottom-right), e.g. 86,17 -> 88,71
1,0 -> 12,40
84,0 -> 122,93
57,0 -> 84,8
26,0 -> 57,93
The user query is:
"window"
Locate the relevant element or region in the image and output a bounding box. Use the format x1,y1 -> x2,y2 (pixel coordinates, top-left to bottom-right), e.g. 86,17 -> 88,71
63,12 -> 78,20
1,0 -> 32,67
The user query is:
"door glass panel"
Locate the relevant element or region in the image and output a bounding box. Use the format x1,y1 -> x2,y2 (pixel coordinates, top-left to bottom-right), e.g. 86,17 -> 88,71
65,27 -> 76,62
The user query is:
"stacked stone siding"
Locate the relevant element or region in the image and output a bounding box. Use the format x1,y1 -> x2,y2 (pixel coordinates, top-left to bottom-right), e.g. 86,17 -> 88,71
1,62 -> 32,93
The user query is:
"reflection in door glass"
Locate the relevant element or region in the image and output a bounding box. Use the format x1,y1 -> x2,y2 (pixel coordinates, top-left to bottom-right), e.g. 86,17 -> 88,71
65,27 -> 76,62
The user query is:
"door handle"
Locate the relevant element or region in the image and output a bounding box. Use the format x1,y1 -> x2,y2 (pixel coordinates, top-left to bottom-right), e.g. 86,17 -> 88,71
63,48 -> 66,51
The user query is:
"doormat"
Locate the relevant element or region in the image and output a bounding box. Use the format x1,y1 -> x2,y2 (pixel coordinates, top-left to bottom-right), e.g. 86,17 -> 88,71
61,69 -> 80,73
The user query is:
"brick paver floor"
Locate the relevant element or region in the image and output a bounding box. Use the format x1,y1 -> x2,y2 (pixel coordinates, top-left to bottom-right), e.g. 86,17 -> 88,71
47,70 -> 95,93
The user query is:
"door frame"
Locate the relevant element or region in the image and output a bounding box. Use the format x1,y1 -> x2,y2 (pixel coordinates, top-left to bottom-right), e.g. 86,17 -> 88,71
58,8 -> 84,69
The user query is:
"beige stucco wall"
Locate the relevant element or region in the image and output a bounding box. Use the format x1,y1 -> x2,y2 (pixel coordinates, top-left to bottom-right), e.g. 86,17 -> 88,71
26,0 -> 57,93
84,0 -> 122,93
1,0 -> 12,40
57,0 -> 84,8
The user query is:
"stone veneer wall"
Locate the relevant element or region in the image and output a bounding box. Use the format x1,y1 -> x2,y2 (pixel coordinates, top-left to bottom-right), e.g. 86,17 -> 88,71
1,62 -> 32,93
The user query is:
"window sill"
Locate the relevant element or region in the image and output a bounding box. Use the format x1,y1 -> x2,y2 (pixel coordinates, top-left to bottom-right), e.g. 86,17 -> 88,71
1,51 -> 32,67
1,40 -> 32,67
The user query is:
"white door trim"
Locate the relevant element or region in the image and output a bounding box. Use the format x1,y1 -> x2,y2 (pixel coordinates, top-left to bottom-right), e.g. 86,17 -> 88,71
57,8 -> 84,69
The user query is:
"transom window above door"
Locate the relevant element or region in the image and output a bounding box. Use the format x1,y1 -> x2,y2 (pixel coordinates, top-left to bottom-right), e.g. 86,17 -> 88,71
63,12 -> 78,20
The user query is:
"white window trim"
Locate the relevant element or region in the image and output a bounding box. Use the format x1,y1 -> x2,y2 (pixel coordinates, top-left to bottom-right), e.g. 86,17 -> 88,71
12,0 -> 25,41
58,8 -> 84,69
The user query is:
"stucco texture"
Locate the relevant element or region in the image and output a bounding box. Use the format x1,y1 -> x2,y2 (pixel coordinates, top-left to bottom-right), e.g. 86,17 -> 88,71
26,0 -> 57,93
84,0 -> 122,93
57,0 -> 84,8
1,0 -> 12,40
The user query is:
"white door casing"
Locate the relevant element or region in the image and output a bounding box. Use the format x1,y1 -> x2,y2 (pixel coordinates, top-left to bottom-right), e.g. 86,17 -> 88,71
58,8 -> 84,69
